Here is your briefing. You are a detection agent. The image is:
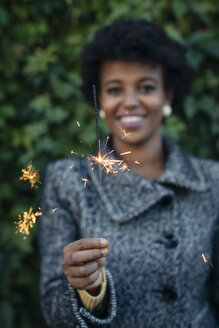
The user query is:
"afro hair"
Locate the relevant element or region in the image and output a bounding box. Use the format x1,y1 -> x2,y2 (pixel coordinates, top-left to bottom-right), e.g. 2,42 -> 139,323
81,19 -> 192,113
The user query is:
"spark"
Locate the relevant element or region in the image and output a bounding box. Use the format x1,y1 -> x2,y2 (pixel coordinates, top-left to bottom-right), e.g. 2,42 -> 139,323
51,208 -> 58,214
210,262 -> 214,269
201,253 -> 214,270
104,136 -> 110,149
134,161 -> 140,165
202,253 -> 208,263
120,128 -> 132,139
15,207 -> 42,238
77,121 -> 80,127
120,151 -> 131,156
81,177 -> 88,188
70,149 -> 78,155
19,162 -> 41,188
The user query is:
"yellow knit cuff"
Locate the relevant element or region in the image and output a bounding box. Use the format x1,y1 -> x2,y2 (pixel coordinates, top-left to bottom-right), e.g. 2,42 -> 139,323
77,268 -> 107,312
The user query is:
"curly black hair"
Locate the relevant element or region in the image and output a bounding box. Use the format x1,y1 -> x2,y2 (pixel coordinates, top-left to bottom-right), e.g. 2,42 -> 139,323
81,19 -> 192,113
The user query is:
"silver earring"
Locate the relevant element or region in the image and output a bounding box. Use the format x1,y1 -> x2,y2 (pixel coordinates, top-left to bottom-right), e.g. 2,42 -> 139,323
99,109 -> 106,119
162,104 -> 172,117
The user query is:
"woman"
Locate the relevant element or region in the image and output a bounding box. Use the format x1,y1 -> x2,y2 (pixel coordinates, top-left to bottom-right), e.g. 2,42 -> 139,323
39,19 -> 219,328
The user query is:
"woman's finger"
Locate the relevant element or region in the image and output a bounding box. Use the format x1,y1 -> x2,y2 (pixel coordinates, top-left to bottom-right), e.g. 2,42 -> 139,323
63,238 -> 109,255
67,260 -> 99,278
85,269 -> 103,291
69,269 -> 101,290
63,248 -> 109,266
96,257 -> 106,268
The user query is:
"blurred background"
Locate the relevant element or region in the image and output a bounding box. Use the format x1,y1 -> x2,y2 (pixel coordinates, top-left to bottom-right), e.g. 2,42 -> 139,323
1,0 -> 219,327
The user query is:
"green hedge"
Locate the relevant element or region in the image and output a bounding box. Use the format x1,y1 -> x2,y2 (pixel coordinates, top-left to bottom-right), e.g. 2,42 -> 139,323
1,1 -> 218,327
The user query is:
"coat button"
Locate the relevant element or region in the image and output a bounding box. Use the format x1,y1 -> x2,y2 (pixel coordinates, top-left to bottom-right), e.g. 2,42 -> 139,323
163,288 -> 177,302
164,233 -> 178,248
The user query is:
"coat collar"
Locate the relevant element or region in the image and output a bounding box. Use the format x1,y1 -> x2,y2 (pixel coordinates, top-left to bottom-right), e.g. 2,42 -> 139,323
87,136 -> 208,223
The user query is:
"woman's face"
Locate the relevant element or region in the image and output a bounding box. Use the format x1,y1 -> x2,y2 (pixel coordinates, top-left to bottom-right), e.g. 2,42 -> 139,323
99,61 -> 172,148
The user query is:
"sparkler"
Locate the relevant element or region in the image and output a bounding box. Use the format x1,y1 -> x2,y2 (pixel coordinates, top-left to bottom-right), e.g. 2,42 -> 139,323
19,162 -> 41,188
15,207 -> 42,238
91,85 -> 128,175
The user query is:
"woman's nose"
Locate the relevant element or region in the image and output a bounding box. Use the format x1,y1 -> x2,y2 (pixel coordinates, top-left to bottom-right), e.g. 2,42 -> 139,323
122,90 -> 139,109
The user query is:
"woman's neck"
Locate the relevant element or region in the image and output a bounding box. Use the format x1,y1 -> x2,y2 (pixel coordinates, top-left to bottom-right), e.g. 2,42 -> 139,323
112,133 -> 165,180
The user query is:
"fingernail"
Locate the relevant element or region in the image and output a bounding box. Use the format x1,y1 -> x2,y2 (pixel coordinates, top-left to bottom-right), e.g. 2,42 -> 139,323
100,239 -> 107,247
101,248 -> 108,255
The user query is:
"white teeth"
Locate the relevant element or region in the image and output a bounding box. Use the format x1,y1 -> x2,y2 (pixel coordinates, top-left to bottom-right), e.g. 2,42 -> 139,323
120,116 -> 144,123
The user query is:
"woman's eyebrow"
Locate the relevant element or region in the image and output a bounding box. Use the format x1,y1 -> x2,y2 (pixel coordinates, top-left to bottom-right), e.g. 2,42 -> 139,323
139,77 -> 158,83
104,79 -> 121,86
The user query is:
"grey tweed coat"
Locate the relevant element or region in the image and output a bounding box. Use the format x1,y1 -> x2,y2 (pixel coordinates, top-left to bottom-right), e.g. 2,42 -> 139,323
39,137 -> 219,328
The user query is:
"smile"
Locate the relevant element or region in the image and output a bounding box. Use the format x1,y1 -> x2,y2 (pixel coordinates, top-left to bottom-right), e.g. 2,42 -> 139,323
118,115 -> 146,129
120,116 -> 145,123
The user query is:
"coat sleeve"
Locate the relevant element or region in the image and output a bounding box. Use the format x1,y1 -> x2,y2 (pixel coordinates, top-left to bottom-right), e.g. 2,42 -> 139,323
209,161 -> 219,324
38,161 -> 117,328
211,218 -> 219,323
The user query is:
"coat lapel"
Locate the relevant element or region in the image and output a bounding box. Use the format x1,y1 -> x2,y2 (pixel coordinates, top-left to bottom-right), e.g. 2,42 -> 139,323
87,137 -> 208,223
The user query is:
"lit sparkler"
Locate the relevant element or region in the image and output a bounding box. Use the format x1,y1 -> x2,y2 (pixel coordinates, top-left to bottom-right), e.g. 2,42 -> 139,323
51,208 -> 58,214
91,85 -> 129,175
19,162 -> 41,188
90,151 -> 128,175
15,207 -> 42,238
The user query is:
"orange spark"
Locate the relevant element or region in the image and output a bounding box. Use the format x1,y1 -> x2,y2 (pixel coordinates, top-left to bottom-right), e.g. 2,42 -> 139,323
210,262 -> 214,269
51,208 -> 58,214
120,151 -> 131,156
104,136 -> 110,149
120,128 -> 132,139
19,162 -> 41,188
70,149 -> 79,155
68,164 -> 74,170
202,253 -> 208,263
77,121 -> 80,127
15,207 -> 42,238
81,177 -> 88,188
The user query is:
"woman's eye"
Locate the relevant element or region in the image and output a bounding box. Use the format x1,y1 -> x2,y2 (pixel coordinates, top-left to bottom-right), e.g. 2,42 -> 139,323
107,87 -> 122,95
140,85 -> 155,93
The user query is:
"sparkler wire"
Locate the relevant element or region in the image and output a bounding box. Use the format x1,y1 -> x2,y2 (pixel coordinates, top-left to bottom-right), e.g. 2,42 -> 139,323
92,84 -> 103,221
93,85 -> 100,144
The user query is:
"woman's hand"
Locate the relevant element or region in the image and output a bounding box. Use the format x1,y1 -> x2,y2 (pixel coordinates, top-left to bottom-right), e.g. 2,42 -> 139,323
62,238 -> 109,291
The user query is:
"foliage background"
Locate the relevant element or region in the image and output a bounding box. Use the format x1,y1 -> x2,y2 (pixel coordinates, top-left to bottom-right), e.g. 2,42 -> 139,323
0,0 -> 218,327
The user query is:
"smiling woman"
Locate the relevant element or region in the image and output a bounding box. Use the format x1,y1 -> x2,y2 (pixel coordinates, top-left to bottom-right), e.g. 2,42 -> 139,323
39,19 -> 219,328
98,61 -> 170,179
